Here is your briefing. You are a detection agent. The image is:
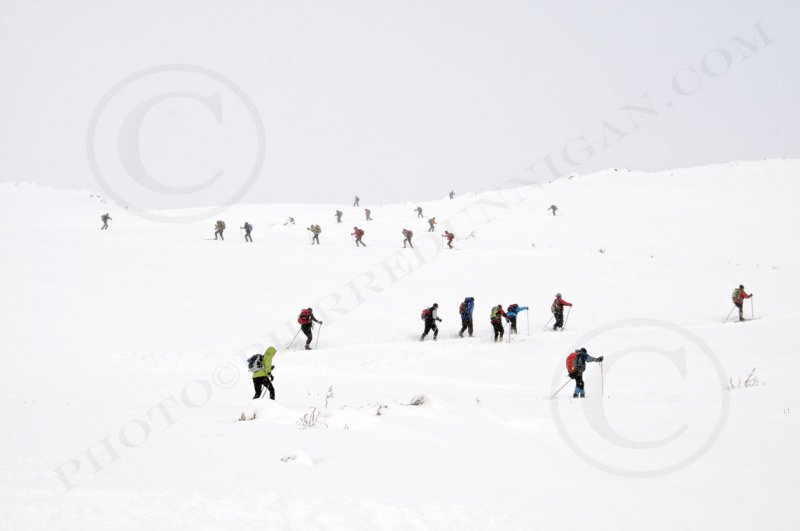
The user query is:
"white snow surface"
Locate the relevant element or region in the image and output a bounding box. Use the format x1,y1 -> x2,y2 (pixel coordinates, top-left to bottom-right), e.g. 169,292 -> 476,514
1,160 -> 799,530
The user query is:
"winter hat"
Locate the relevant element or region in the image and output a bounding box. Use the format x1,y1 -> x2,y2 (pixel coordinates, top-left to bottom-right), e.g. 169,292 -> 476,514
556,293 -> 562,298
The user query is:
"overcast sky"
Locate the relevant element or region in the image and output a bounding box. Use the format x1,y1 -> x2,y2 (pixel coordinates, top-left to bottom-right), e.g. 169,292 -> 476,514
1,0 -> 798,210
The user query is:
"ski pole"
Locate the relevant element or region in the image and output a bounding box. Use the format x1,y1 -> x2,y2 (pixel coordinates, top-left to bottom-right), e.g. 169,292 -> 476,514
750,296 -> 754,320
315,322 -> 323,349
240,228 -> 243,242
526,312 -> 530,336
562,306 -> 572,330
549,378 -> 572,400
544,315 -> 553,330
286,328 -> 302,349
723,306 -> 735,323
600,360 -> 605,399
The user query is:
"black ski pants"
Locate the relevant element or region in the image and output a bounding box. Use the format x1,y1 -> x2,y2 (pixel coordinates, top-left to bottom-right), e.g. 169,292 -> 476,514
553,311 -> 564,330
492,320 -> 504,341
301,323 -> 313,346
403,236 -> 413,248
509,316 -> 518,333
253,376 -> 275,399
215,230 -> 224,240
459,317 -> 473,337
312,234 -> 319,244
569,371 -> 585,394
245,231 -> 252,242
421,320 -> 438,340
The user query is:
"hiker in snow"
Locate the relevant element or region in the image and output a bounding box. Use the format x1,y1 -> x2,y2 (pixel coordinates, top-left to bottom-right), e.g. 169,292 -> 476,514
421,303 -> 442,341
732,284 -> 753,322
354,195 -> 360,207
307,224 -> 321,244
551,293 -> 572,331
442,230 -> 455,249
284,217 -> 295,225
490,304 -> 509,342
402,228 -> 414,248
449,190 -> 455,200
100,213 -> 112,230
566,347 -> 603,398
335,209 -> 343,223
241,221 -> 253,242
548,204 -> 558,216
365,208 -> 373,221
298,308 -> 322,350
458,297 -> 475,337
415,206 -> 423,218
249,346 -> 276,399
214,220 -> 226,240
352,226 -> 366,246
427,217 -> 437,232
506,304 -> 528,334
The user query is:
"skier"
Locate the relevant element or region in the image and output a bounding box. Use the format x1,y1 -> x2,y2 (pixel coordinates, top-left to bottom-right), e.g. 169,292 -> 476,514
297,308 -> 322,350
415,206 -> 423,218
353,195 -> 360,207
402,228 -> 414,248
249,346 -> 276,399
427,217 -> 437,232
335,210 -> 343,223
100,213 -> 112,230
490,304 -> 509,342
548,204 -> 558,216
566,347 -> 603,398
442,230 -> 455,249
420,303 -> 442,341
284,217 -> 295,225
458,297 -> 475,337
307,224 -> 321,244
241,221 -> 253,242
352,226 -> 366,247
365,208 -> 373,221
732,284 -> 753,321
214,220 -> 226,240
449,190 -> 455,200
551,293 -> 572,331
506,303 -> 528,334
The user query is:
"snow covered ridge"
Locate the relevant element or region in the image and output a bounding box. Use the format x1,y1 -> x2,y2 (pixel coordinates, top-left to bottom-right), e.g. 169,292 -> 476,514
1,159 -> 799,529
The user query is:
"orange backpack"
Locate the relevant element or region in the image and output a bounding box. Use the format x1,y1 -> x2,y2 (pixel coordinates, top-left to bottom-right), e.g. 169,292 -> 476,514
566,352 -> 579,373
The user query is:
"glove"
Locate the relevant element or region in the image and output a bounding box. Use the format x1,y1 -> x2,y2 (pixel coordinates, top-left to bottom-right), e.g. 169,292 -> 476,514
437,318 -> 442,322
319,321 -> 323,325
598,356 -> 604,362
269,374 -> 274,381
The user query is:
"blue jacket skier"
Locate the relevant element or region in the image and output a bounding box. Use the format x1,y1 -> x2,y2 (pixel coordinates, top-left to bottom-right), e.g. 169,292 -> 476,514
566,348 -> 603,398
506,304 -> 528,334
458,297 -> 475,337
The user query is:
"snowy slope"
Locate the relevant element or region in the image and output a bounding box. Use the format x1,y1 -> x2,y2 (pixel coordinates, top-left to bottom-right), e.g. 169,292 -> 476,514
1,160 -> 799,530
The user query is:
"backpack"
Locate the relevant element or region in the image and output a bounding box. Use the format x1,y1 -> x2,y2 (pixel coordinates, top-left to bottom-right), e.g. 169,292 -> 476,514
316,225 -> 321,232
246,223 -> 253,232
732,288 -> 741,301
247,354 -> 264,373
566,352 -> 578,373
421,308 -> 431,320
459,301 -> 468,315
551,300 -> 559,313
359,229 -> 365,236
298,308 -> 311,324
508,304 -> 518,313
491,306 -> 501,319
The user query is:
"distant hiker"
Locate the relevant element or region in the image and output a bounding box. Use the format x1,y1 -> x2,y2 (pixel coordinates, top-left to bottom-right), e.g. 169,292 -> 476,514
427,217 -> 436,232
214,220 -> 226,240
566,347 -> 603,398
354,195 -> 360,207
307,224 -> 321,244
241,221 -> 253,242
415,206 -> 423,218
335,210 -> 343,223
551,293 -> 572,331
100,213 -> 112,230
284,217 -> 295,225
490,304 -> 509,342
352,226 -> 366,247
297,308 -> 322,350
506,304 -> 528,334
459,297 -> 475,337
420,303 -> 442,341
442,230 -> 455,249
548,204 -> 558,216
249,347 -> 276,399
449,190 -> 455,200
732,284 -> 753,321
402,229 -> 414,248
365,208 -> 373,221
